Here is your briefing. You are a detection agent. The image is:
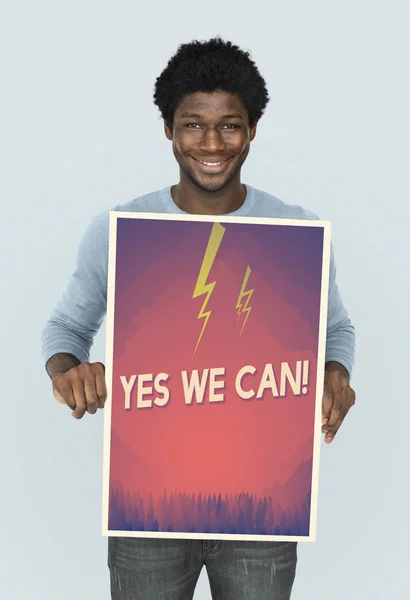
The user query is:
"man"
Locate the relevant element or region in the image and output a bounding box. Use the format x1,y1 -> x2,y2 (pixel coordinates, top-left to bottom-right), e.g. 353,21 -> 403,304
42,37 -> 356,600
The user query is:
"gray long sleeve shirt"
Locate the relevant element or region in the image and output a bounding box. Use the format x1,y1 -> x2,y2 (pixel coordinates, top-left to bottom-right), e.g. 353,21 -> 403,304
41,184 -> 355,377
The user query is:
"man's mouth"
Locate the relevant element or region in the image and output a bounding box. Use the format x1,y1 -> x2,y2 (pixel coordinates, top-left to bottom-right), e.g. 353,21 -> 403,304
190,155 -> 234,172
196,158 -> 230,166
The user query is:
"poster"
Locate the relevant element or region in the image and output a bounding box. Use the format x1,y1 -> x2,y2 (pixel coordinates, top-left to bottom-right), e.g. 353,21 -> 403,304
102,212 -> 331,542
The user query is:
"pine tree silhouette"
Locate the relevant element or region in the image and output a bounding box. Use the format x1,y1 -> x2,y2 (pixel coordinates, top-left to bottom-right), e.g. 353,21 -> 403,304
147,498 -> 156,530
293,511 -> 301,536
255,498 -> 267,534
236,508 -> 246,534
108,483 -> 310,538
152,518 -> 159,532
216,494 -> 222,516
265,497 -> 274,534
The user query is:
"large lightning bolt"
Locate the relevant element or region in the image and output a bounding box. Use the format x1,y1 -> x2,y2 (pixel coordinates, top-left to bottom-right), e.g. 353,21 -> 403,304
192,222 -> 226,355
236,266 -> 254,336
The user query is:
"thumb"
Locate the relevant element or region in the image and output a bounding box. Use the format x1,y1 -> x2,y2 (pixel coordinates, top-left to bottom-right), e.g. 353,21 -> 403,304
53,387 -> 66,404
322,387 -> 333,425
52,377 -> 66,404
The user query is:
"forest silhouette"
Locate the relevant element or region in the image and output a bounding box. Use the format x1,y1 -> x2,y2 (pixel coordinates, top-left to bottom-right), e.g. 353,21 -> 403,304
109,483 -> 311,536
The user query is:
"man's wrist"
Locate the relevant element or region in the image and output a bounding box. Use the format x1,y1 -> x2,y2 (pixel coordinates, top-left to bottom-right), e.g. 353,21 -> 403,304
46,353 -> 81,380
325,360 -> 350,381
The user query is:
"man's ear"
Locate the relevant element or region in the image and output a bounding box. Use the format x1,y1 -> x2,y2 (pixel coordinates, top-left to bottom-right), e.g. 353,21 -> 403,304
164,120 -> 173,140
250,122 -> 257,141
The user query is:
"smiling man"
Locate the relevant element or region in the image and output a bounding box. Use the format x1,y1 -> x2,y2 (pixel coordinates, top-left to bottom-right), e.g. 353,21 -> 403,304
168,92 -> 255,212
42,37 -> 356,600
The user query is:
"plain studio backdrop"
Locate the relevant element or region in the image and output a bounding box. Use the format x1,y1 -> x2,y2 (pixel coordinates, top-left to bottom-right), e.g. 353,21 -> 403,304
1,1 -> 408,599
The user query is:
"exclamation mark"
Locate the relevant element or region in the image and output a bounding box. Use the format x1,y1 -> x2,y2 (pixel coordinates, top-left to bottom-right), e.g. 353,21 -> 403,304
301,361 -> 309,395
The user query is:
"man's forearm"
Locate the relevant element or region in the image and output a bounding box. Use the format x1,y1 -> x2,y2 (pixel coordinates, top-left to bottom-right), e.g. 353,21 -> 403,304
46,353 -> 81,379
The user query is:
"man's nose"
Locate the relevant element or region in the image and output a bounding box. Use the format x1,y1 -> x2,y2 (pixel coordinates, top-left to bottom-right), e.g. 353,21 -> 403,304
198,128 -> 226,152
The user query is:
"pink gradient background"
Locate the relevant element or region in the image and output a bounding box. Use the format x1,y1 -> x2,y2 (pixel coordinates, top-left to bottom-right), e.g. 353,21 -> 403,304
108,217 -> 324,516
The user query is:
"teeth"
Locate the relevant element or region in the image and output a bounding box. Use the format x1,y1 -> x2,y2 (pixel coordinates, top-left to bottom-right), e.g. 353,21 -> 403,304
199,160 -> 225,166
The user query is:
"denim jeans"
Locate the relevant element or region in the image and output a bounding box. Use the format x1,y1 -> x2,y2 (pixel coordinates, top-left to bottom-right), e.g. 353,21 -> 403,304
108,537 -> 297,599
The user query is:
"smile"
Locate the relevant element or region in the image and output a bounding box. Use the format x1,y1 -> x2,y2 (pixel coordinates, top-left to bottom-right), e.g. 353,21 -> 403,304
197,159 -> 227,166
190,155 -> 234,170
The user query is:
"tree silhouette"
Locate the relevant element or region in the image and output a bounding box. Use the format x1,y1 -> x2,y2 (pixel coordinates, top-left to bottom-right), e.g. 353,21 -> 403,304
236,508 -> 246,534
108,483 -> 310,537
265,497 -> 274,534
216,494 -> 222,517
255,499 -> 267,534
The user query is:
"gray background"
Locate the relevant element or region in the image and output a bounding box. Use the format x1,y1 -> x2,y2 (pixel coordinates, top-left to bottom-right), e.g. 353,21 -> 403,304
1,1 -> 409,598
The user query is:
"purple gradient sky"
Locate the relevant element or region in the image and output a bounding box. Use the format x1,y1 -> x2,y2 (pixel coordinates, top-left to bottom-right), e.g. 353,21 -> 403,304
113,217 -> 324,345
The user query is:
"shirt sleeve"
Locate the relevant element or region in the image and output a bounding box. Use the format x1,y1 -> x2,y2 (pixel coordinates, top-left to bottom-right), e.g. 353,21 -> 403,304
301,207 -> 356,378
325,244 -> 356,378
41,211 -> 109,367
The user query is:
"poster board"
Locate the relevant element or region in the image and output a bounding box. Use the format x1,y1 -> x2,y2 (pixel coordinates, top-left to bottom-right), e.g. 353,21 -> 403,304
102,212 -> 331,542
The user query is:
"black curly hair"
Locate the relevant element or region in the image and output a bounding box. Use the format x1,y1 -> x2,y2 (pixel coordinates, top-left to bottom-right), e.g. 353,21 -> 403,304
153,37 -> 270,127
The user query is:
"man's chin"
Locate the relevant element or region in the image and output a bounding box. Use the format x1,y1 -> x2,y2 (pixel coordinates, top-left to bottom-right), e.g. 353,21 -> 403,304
189,174 -> 234,194
196,182 -> 228,193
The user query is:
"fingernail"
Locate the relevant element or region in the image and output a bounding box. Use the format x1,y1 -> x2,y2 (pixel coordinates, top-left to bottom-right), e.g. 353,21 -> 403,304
322,418 -> 328,425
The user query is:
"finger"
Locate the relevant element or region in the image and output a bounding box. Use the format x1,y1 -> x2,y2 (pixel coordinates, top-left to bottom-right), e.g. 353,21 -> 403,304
83,373 -> 99,414
53,386 -> 66,404
71,376 -> 87,419
326,403 -> 342,429
53,382 -> 65,404
94,366 -> 107,409
325,415 -> 344,443
53,378 -> 76,410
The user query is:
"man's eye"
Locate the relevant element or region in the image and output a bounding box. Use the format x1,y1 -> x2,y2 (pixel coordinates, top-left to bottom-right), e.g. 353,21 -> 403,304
185,123 -> 238,129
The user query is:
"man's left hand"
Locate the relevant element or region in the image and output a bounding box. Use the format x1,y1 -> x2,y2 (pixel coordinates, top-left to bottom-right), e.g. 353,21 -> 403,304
322,361 -> 355,443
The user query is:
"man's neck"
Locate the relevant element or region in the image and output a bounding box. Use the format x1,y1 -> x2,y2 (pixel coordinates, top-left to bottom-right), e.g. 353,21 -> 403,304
171,177 -> 247,215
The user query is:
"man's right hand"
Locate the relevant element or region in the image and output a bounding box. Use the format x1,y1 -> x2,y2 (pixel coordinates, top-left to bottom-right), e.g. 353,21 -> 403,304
52,362 -> 107,419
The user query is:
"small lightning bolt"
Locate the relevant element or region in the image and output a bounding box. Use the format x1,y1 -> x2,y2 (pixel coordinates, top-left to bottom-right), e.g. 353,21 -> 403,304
192,222 -> 226,355
236,266 -> 254,336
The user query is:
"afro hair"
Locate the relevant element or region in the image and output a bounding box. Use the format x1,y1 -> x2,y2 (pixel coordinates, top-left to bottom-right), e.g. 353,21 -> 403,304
153,37 -> 270,127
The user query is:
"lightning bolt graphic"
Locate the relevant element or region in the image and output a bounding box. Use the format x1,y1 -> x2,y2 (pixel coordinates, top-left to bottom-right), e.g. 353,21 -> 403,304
192,222 -> 226,356
236,266 -> 254,336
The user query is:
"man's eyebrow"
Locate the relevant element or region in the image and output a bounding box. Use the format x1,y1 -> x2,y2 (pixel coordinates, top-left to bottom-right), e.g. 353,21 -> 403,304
222,113 -> 244,120
179,113 -> 203,119
178,112 -> 244,120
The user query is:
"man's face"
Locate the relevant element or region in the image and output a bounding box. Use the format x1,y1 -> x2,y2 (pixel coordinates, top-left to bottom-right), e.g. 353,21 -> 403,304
165,91 -> 256,193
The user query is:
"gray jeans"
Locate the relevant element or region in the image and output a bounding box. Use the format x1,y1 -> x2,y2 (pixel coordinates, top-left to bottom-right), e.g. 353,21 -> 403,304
108,537 -> 297,599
